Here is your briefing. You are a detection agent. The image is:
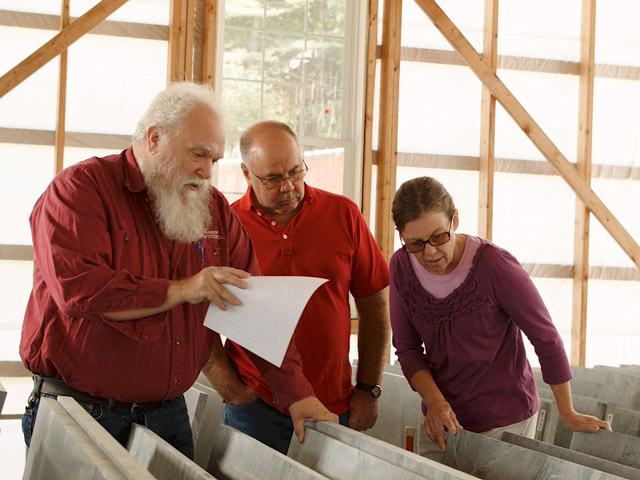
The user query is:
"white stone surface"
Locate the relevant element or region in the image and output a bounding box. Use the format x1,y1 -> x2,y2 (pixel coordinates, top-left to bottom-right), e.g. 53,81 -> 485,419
56,396 -> 155,479
191,379 -> 225,469
127,423 -> 217,479
441,429 -> 625,480
299,421 -> 480,479
209,424 -> 328,480
23,397 -> 133,479
184,386 -> 210,448
571,430 -> 640,469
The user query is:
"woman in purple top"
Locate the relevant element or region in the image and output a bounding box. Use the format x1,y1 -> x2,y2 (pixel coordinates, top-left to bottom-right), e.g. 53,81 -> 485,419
389,176 -> 610,458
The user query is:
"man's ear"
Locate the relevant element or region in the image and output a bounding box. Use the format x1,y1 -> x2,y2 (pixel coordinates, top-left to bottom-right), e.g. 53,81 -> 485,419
147,126 -> 161,153
452,209 -> 460,231
240,163 -> 252,185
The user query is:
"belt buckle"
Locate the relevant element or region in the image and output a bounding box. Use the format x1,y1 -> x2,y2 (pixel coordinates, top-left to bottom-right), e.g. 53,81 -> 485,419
130,402 -> 138,412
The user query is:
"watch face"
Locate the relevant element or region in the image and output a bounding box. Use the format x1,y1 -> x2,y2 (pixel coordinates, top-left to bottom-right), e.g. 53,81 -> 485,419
371,385 -> 382,398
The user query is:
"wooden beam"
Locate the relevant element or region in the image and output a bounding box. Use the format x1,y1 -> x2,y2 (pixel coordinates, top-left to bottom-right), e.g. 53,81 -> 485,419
414,0 -> 640,270
571,0 -> 597,367
478,0 -> 498,240
200,0 -> 217,86
361,0 -> 379,226
375,0 -> 402,261
54,0 -> 70,176
184,0 -> 196,81
167,0 -> 196,82
0,0 -> 129,98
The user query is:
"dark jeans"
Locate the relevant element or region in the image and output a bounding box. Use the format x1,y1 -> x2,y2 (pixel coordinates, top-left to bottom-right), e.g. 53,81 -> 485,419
22,392 -> 194,459
223,397 -> 350,454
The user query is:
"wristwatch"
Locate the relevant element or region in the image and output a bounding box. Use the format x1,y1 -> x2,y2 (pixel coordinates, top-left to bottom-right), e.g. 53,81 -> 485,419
355,382 -> 382,398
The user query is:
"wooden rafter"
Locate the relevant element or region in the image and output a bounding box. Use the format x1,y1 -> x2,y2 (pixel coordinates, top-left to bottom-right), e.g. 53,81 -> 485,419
0,0 -> 129,99
478,0 -> 498,240
571,0 -> 597,367
414,0 -> 640,270
375,0 -> 402,261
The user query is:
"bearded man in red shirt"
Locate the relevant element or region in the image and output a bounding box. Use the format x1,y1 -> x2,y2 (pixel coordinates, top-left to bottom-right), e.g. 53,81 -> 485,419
20,84 -> 336,458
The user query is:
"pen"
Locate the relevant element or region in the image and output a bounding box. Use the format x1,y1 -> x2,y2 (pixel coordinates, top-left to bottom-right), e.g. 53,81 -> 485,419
196,241 -> 204,263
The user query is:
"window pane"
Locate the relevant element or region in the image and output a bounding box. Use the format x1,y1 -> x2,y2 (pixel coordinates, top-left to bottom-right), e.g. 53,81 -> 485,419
264,33 -> 305,83
302,85 -> 341,138
263,83 -> 302,131
224,28 -> 264,81
225,0 -> 264,28
221,80 -> 262,132
304,37 -> 343,87
307,0 -> 345,36
266,0 -> 305,32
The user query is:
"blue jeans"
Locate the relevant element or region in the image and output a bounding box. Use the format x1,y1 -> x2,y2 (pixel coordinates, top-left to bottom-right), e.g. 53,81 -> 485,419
223,397 -> 350,454
22,393 -> 194,459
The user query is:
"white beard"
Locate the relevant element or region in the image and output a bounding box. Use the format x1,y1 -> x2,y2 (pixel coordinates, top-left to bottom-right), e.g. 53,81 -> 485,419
138,151 -> 212,244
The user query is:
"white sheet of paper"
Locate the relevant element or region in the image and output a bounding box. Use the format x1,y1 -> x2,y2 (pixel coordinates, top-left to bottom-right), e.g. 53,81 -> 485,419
203,276 -> 328,367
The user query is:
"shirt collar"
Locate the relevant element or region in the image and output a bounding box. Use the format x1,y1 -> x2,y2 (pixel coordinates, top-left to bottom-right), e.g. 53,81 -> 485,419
123,146 -> 147,193
238,183 -> 317,213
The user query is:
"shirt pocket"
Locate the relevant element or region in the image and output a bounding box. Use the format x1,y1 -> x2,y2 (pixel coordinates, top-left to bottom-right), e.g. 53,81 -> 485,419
109,229 -> 155,277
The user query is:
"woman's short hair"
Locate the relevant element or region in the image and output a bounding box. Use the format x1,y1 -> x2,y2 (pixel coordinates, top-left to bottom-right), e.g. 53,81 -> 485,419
392,176 -> 456,231
132,82 -> 220,145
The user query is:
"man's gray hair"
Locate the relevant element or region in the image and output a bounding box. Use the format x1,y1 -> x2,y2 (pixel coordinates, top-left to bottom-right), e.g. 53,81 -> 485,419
132,82 -> 221,144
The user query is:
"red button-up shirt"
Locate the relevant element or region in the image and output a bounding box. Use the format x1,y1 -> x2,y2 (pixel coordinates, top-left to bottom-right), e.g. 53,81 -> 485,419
20,148 -> 313,407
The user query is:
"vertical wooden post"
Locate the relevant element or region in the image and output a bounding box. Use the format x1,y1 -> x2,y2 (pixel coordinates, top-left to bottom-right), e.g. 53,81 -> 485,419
200,0 -> 217,86
168,0 -> 196,83
571,0 -> 596,367
478,0 -> 498,240
361,0 -> 379,227
375,0 -> 402,260
54,0 -> 70,175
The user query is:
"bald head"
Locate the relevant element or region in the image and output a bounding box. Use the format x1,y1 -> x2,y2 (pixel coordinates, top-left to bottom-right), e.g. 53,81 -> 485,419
239,121 -> 299,166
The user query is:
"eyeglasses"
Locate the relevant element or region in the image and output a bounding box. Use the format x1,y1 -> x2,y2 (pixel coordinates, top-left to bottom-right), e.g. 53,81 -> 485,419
400,217 -> 453,253
244,160 -> 308,190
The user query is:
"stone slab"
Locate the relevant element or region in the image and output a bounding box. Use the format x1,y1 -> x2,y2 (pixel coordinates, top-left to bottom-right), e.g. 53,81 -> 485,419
502,432 -> 640,480
535,388 -> 607,448
0,380 -> 6,414
190,382 -> 225,469
535,370 -> 640,411
56,396 -> 155,479
287,422 -> 437,480
607,407 -> 640,437
595,365 -> 640,377
127,423 -> 217,479
571,430 -> 640,469
23,397 -> 137,480
364,371 -> 422,449
208,424 -> 328,480
184,386 -> 210,449
440,429 -> 625,480
301,420 -> 480,479
570,366 -> 640,388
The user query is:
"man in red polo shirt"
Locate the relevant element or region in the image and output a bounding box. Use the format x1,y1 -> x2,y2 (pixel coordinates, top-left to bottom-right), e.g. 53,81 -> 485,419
203,120 -> 390,453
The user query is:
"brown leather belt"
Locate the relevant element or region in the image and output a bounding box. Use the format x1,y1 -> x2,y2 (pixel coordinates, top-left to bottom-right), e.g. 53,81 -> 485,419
34,377 -> 171,412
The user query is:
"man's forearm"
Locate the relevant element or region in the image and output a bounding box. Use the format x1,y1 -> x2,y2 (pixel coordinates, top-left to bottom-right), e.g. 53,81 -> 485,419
355,288 -> 390,384
202,335 -> 252,401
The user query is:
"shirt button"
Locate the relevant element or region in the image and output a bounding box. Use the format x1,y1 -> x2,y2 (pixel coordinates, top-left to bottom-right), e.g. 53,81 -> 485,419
175,341 -> 180,345
283,234 -> 288,239
271,221 -> 277,226
257,212 -> 262,216
174,378 -> 179,384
